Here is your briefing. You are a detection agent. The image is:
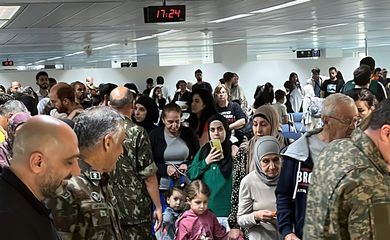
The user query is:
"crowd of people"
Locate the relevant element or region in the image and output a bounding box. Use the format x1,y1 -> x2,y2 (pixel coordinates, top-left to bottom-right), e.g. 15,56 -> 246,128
0,56 -> 389,240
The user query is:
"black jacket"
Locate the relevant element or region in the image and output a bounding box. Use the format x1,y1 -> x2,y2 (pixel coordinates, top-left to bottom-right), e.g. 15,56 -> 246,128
0,167 -> 60,240
149,126 -> 200,179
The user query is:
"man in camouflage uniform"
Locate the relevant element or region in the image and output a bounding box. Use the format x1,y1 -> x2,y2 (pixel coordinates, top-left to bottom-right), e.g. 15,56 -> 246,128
48,106 -> 126,240
304,98 -> 390,239
109,86 -> 162,240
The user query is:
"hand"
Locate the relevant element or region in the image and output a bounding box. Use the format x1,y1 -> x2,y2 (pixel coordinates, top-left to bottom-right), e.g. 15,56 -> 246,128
153,207 -> 163,231
285,233 -> 300,240
254,210 -> 275,222
228,228 -> 243,240
205,147 -> 222,165
178,163 -> 187,173
167,165 -> 178,178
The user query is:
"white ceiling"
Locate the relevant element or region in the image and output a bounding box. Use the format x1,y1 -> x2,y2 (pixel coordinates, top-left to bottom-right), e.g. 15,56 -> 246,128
0,0 -> 389,68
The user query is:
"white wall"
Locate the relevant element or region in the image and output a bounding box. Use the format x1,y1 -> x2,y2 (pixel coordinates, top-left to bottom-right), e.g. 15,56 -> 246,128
0,56 -> 363,103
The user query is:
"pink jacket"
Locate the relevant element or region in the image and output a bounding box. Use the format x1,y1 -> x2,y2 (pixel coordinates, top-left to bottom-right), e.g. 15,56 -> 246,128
175,209 -> 228,240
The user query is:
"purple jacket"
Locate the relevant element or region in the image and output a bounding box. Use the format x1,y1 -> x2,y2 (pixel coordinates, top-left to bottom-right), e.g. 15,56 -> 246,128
175,209 -> 228,240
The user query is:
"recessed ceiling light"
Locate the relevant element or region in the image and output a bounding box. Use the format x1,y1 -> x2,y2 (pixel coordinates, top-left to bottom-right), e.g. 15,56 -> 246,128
208,14 -> 253,23
250,0 -> 311,14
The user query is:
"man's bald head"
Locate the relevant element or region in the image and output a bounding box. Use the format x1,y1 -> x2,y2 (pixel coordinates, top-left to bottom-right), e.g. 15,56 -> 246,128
13,115 -> 78,162
109,86 -> 133,109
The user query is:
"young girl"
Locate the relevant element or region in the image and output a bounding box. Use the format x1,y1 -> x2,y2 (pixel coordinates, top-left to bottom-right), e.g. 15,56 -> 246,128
175,180 -> 228,240
159,187 -> 186,240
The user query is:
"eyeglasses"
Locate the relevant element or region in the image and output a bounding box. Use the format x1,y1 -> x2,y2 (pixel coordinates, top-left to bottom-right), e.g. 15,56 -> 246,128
328,115 -> 362,128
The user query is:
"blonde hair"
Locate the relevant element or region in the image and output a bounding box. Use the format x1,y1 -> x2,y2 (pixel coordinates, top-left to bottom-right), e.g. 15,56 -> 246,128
186,180 -> 210,200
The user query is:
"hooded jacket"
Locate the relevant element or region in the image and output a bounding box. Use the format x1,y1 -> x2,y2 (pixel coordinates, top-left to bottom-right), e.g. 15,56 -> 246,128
275,128 -> 322,239
175,209 -> 228,240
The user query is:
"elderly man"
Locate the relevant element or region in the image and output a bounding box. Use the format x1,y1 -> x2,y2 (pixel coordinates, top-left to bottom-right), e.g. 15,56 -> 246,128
276,93 -> 359,240
109,86 -> 162,240
0,115 -> 80,239
304,99 -> 390,239
49,82 -> 83,119
48,106 -> 126,240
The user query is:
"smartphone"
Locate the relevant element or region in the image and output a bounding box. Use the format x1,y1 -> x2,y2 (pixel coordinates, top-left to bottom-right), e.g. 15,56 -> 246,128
210,139 -> 224,159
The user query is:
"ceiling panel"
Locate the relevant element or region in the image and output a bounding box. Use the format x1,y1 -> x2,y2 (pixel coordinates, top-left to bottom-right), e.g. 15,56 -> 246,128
0,0 -> 387,67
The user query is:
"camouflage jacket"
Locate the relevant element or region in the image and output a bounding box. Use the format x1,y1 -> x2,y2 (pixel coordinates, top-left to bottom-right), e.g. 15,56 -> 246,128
304,128 -> 390,239
48,160 -> 123,240
111,117 -> 157,226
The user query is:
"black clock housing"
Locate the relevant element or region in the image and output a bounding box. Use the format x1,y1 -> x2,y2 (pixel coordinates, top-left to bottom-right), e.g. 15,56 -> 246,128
144,5 -> 186,23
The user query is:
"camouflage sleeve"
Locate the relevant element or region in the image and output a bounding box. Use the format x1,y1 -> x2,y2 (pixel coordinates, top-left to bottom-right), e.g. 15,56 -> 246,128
48,190 -> 83,240
137,128 -> 157,179
228,145 -> 248,229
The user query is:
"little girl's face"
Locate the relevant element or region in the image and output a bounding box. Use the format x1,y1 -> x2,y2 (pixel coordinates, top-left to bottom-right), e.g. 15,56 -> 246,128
189,193 -> 208,215
167,190 -> 185,211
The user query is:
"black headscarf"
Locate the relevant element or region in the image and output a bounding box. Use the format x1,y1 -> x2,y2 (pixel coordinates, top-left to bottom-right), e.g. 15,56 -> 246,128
132,96 -> 159,133
198,114 -> 232,179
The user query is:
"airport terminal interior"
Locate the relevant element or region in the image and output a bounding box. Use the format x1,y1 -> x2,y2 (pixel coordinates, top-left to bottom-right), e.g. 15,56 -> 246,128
0,0 -> 389,240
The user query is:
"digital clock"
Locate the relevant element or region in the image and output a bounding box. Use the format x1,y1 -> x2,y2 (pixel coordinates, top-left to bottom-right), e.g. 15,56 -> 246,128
144,5 -> 186,23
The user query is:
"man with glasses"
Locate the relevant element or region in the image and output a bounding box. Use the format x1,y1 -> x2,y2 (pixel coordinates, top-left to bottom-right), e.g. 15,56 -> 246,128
304,98 -> 390,239
276,93 -> 358,240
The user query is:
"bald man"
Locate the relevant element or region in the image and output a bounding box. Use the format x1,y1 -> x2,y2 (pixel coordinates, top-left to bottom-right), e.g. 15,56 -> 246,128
48,106 -> 126,240
109,87 -> 162,240
0,115 -> 80,240
9,81 -> 21,94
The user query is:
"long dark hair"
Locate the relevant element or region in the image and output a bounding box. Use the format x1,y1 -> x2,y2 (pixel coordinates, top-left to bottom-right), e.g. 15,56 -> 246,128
188,88 -> 217,137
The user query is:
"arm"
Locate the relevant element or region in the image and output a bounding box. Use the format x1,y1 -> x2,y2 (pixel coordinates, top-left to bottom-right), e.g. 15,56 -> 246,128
144,174 -> 162,230
186,151 -> 209,180
212,213 -> 228,240
275,157 -> 299,239
229,118 -> 245,130
237,178 -> 257,228
47,190 -> 81,240
175,218 -> 191,240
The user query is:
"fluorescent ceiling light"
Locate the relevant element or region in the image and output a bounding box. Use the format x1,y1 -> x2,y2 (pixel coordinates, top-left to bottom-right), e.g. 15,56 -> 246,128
316,23 -> 348,30
0,20 -> 7,28
209,14 -> 253,23
34,60 -> 45,64
92,43 -> 119,50
65,51 -> 84,57
213,39 -> 245,45
133,30 -> 180,41
0,6 -> 20,19
46,56 -> 62,61
251,0 -> 311,14
279,29 -> 308,35
133,35 -> 155,41
155,30 -> 180,36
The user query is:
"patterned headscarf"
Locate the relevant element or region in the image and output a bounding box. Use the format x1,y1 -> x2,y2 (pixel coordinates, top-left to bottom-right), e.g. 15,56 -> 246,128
7,112 -> 32,150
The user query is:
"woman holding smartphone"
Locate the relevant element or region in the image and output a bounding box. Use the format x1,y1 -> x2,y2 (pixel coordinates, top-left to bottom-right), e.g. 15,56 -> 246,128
187,114 -> 239,228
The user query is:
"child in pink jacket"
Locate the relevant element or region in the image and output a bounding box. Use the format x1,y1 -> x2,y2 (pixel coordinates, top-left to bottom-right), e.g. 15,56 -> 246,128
175,180 -> 228,240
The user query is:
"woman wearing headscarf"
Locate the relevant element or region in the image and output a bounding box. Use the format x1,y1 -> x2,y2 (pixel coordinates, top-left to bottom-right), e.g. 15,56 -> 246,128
228,105 -> 287,239
0,112 -> 32,167
237,136 -> 281,239
132,95 -> 159,134
187,114 -> 239,227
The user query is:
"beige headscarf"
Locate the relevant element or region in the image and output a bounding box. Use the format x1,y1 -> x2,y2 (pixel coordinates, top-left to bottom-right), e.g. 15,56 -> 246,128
246,105 -> 285,173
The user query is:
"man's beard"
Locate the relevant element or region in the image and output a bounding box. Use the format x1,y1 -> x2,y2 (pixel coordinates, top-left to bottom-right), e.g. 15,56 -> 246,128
40,174 -> 62,199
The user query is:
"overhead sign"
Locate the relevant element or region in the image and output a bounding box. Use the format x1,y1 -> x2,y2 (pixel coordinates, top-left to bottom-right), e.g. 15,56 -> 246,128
297,49 -> 320,58
2,60 -> 14,66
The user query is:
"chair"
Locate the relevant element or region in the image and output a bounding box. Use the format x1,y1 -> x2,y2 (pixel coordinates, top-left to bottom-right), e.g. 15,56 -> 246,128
290,112 -> 306,133
282,131 -> 302,141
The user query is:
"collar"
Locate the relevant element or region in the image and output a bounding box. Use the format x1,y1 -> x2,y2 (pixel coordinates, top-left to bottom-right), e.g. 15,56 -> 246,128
352,129 -> 389,175
78,159 -> 110,186
1,167 -> 51,216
